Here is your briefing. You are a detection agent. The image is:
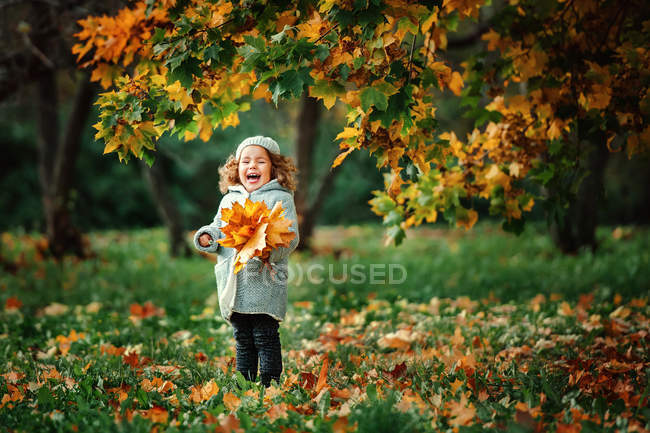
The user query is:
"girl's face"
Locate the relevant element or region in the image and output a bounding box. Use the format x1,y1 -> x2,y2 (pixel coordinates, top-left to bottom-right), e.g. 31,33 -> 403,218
238,145 -> 272,192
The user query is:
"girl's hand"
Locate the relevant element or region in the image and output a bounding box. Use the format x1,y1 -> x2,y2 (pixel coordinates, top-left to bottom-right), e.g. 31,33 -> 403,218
198,233 -> 213,247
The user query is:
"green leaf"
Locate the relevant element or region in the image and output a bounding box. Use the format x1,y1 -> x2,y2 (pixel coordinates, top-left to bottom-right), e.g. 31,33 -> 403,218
270,68 -> 313,105
535,167 -> 555,185
204,44 -> 223,62
37,386 -> 55,409
168,56 -> 202,88
318,390 -> 331,418
243,35 -> 266,52
386,225 -> 406,246
361,87 -> 388,112
143,149 -> 156,168
150,27 -> 167,45
271,25 -> 292,43
310,80 -> 345,109
420,69 -> 438,89
369,194 -> 396,214
136,388 -> 149,406
315,45 -> 330,61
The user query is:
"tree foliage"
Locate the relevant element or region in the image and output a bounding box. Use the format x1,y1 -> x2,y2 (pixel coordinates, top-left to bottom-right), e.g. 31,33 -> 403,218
73,0 -> 650,243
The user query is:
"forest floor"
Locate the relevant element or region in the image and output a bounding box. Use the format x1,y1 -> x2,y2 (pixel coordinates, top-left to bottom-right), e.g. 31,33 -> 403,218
0,223 -> 648,432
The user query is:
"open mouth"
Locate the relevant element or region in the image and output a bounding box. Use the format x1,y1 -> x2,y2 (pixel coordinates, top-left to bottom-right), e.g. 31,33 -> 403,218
247,173 -> 261,182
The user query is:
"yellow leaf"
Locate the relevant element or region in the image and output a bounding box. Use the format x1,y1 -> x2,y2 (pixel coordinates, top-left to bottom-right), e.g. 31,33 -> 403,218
150,74 -> 167,87
547,119 -> 563,140
198,115 -> 213,142
335,127 -> 360,141
331,148 -> 355,169
485,164 -> 511,192
309,80 -> 342,109
448,71 -> 464,96
295,11 -> 324,41
136,121 -> 163,137
421,11 -> 438,34
103,136 -> 122,155
165,80 -> 193,110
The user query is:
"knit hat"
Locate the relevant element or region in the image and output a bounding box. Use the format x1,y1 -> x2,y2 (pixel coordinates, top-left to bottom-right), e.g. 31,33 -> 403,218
235,136 -> 281,160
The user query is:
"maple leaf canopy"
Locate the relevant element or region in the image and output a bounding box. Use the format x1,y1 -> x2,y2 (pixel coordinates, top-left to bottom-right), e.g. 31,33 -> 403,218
72,0 -> 650,243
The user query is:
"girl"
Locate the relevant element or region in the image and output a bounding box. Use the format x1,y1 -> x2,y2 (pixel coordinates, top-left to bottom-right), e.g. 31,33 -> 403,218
193,136 -> 299,387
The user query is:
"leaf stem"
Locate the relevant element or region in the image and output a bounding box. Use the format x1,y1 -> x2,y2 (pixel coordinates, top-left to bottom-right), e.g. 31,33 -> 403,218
406,32 -> 417,85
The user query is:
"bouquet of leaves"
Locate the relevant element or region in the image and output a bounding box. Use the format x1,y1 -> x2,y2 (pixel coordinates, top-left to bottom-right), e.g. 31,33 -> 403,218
217,199 -> 296,274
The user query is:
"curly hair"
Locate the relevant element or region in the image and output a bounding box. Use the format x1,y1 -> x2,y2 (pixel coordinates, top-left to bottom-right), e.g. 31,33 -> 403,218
218,150 -> 298,194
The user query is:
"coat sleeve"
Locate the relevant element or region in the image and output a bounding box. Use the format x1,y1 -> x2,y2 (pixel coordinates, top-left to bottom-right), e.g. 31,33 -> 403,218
269,193 -> 299,263
193,199 -> 225,254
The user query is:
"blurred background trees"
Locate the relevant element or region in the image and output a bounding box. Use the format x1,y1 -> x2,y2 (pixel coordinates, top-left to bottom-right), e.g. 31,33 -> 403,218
0,0 -> 122,257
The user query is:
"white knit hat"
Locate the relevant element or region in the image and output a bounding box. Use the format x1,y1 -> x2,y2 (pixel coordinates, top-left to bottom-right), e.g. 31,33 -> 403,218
235,136 -> 281,160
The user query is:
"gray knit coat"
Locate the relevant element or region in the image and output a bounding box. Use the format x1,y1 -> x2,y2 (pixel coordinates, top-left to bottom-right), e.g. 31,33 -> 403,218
193,179 -> 299,322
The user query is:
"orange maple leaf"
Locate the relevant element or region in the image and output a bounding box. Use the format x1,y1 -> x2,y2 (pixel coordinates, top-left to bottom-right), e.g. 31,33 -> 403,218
139,405 -> 169,424
190,380 -> 220,403
123,352 -> 139,368
129,301 -> 165,319
447,394 -> 476,426
217,199 -> 295,274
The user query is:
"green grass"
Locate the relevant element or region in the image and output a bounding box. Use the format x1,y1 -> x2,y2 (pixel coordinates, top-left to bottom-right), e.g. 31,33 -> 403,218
293,222 -> 649,308
0,223 -> 648,432
3,223 -> 648,315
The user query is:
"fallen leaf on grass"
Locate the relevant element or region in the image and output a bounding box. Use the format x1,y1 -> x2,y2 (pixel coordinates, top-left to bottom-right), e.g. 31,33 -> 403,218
315,354 -> 329,394
447,394 -> 476,426
190,380 -> 220,403
4,296 -> 22,311
138,405 -> 168,424
223,392 -> 241,411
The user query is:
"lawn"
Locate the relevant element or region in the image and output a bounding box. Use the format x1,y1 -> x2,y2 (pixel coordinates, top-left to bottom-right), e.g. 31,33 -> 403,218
0,223 -> 648,432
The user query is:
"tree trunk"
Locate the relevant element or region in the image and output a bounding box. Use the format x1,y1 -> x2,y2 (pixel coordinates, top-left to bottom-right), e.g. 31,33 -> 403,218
294,94 -> 332,251
141,157 -> 190,257
550,139 -> 610,254
36,70 -> 94,258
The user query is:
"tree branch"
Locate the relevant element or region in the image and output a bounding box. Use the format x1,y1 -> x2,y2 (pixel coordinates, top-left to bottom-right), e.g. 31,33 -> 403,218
314,23 -> 339,44
308,163 -> 340,217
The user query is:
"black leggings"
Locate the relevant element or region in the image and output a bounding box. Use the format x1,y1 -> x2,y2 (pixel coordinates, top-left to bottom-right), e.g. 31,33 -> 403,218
230,312 -> 282,387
